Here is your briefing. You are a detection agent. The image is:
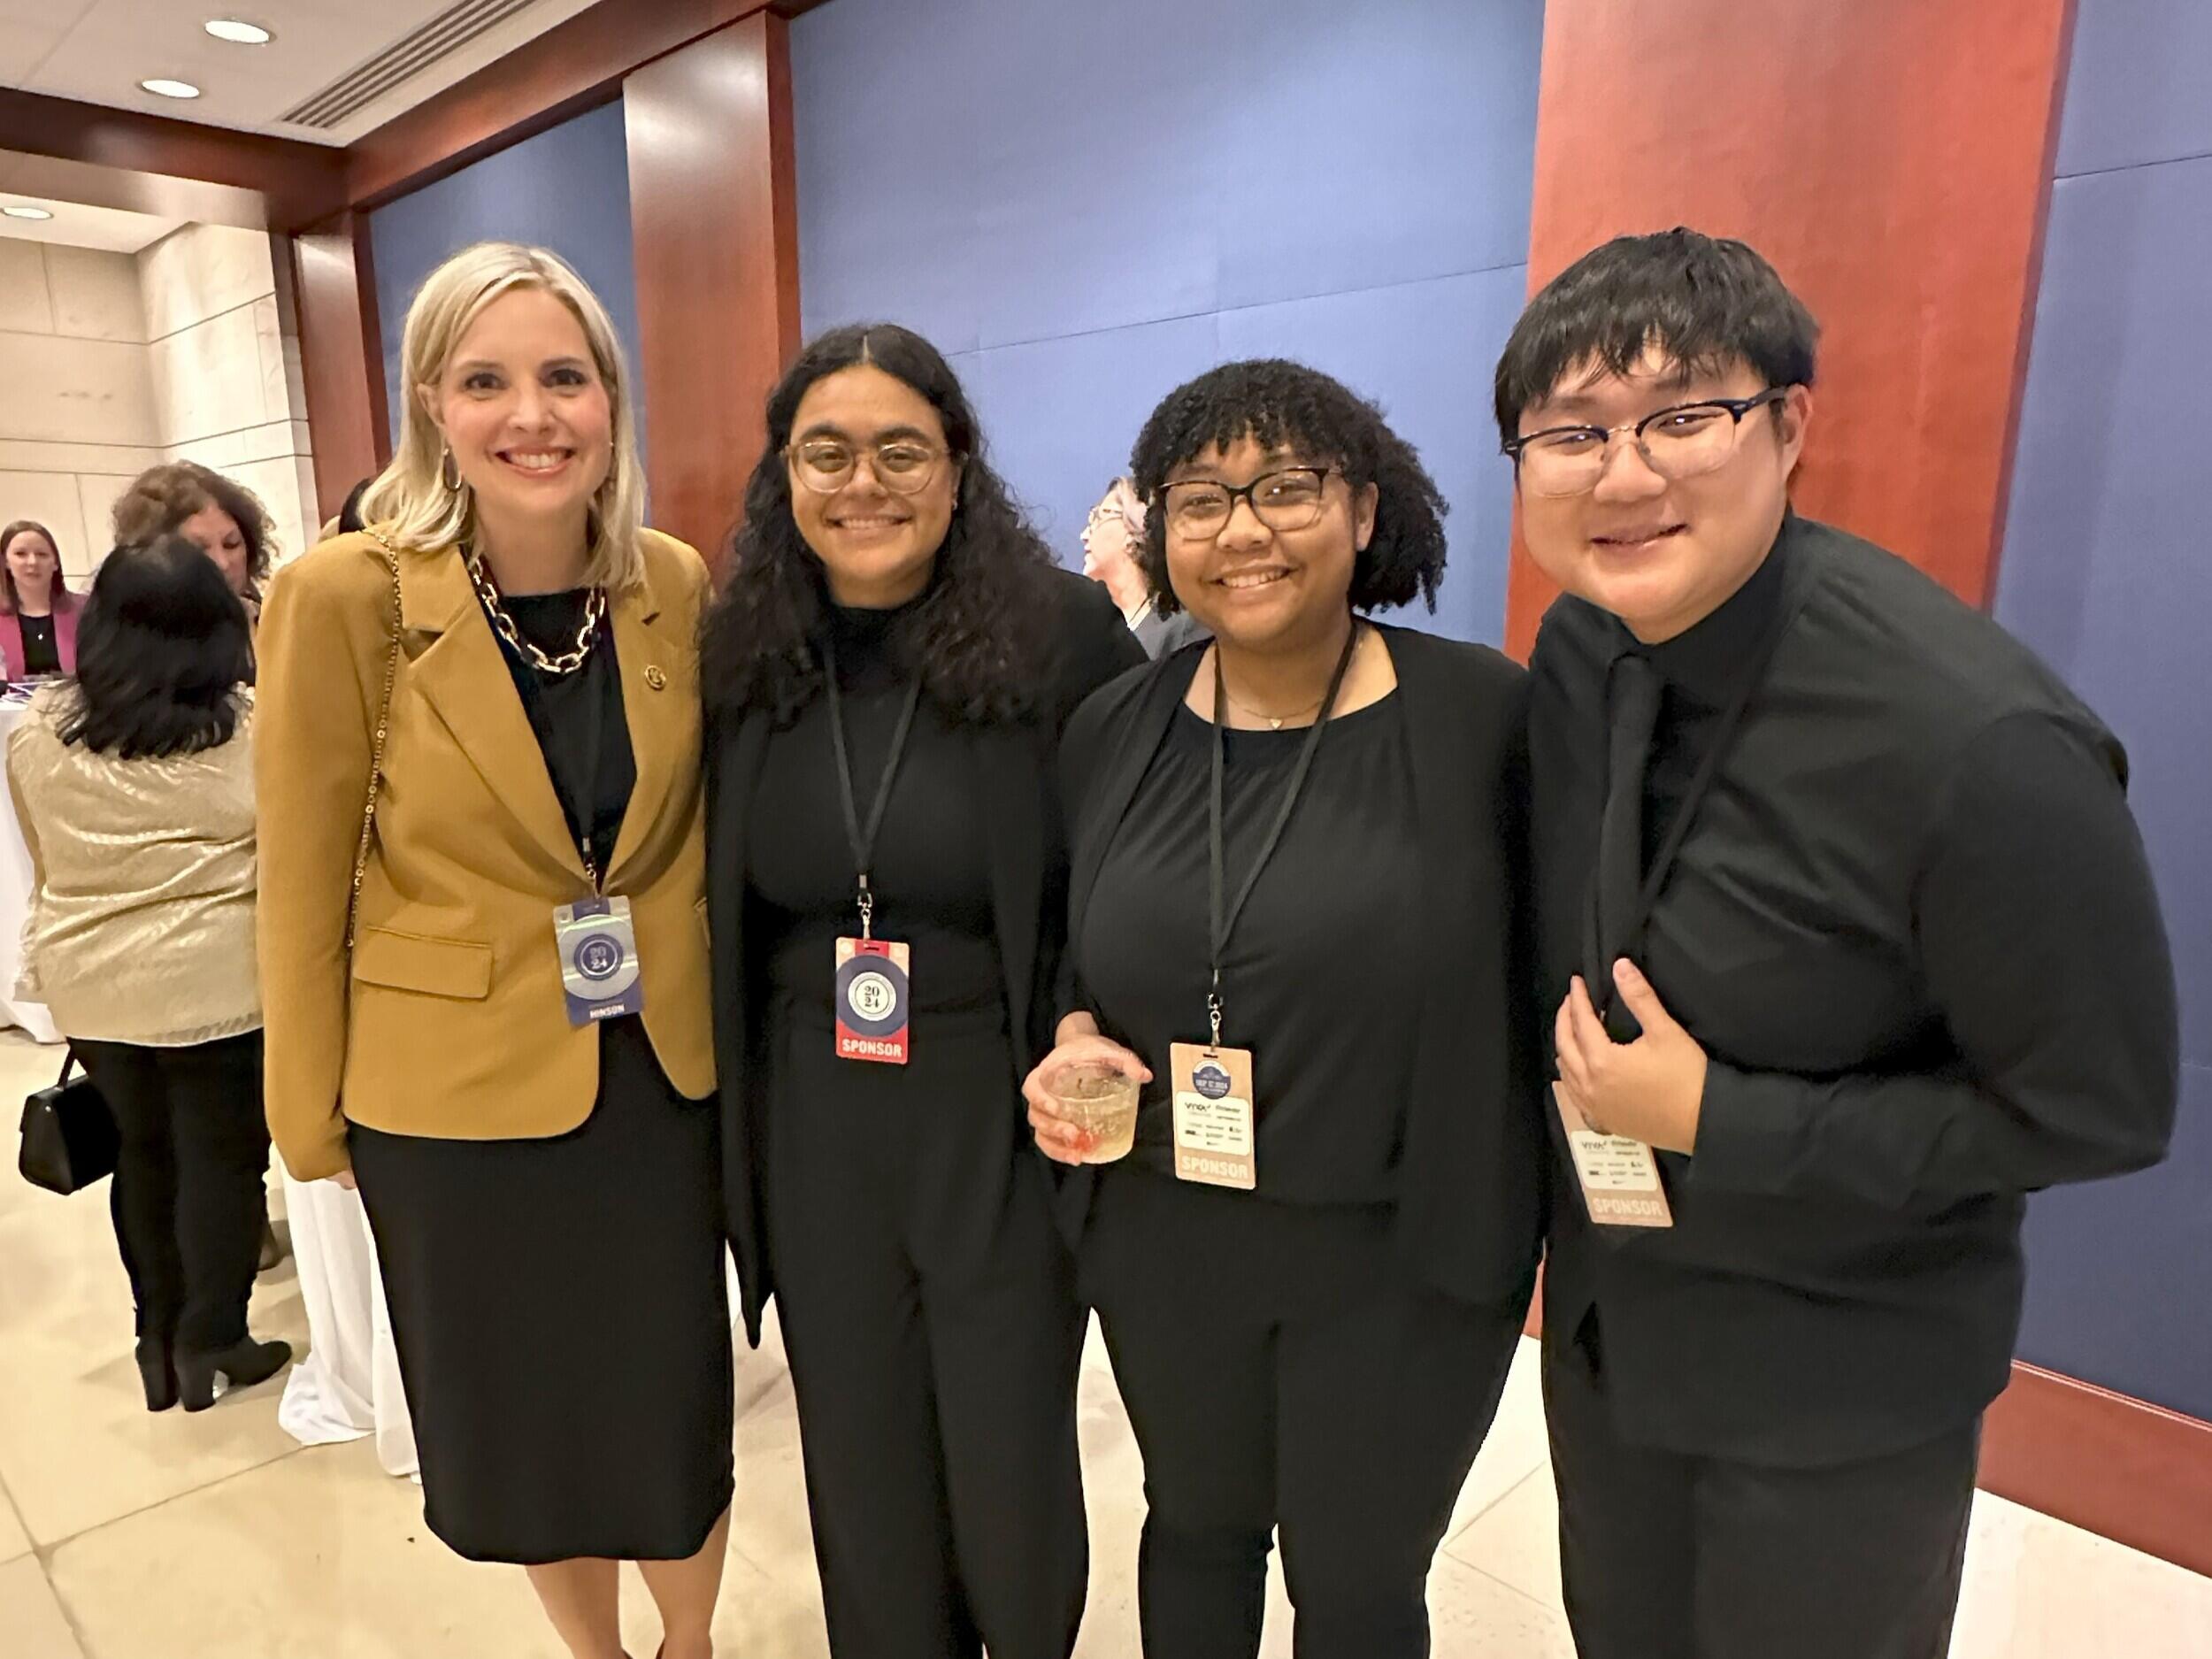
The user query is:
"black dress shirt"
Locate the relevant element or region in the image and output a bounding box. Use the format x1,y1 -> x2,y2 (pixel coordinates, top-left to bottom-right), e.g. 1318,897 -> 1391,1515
1076,694 -> 1423,1202
1529,513 -> 2177,1468
494,589 -> 634,878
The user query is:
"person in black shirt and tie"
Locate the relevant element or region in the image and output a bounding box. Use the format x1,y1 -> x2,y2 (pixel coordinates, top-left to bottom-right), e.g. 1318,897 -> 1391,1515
703,323 -> 1141,1659
1025,360 -> 1541,1659
1502,228 -> 2178,1659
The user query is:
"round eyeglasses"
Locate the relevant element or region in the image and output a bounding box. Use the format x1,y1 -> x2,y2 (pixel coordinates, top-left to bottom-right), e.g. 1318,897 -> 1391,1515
786,437 -> 947,495
1158,466 -> 1334,539
1502,388 -> 1788,497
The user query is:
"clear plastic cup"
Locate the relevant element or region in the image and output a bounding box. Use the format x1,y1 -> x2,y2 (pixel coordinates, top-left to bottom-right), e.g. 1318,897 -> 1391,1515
1046,1058 -> 1141,1164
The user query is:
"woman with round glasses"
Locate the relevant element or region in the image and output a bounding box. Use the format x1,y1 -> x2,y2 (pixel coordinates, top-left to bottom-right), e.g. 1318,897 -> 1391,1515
1020,358 -> 1542,1658
702,323 -> 1141,1658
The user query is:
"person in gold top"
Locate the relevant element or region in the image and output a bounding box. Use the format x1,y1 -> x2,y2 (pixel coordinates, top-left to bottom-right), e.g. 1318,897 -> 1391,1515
255,242 -> 727,1659
10,536 -> 288,1415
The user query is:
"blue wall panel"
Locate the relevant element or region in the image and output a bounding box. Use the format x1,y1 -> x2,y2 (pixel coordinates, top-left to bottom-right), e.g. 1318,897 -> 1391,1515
1995,4 -> 2212,1418
790,0 -> 1544,642
368,99 -> 646,464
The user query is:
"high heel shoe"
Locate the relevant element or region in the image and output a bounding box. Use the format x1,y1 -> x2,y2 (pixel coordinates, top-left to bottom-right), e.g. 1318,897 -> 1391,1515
134,1334 -> 177,1412
176,1337 -> 293,1412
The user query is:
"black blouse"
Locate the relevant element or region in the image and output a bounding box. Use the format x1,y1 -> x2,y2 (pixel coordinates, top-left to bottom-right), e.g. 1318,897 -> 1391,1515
1077,693 -> 1424,1203
748,601 -> 1003,1023
491,588 -> 634,879
19,613 -> 60,678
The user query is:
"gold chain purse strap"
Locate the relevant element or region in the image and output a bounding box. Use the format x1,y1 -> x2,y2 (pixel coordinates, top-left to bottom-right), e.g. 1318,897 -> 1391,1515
346,530 -> 406,953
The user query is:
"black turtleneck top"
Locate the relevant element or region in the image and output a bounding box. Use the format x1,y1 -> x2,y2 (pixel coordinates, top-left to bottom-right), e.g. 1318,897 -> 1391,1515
748,600 -> 1003,1025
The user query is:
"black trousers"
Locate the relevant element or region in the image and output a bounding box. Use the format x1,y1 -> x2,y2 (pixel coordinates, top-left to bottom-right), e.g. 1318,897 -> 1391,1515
73,1032 -> 269,1351
766,1009 -> 1088,1659
1081,1165 -> 1523,1659
1545,1309 -> 1978,1659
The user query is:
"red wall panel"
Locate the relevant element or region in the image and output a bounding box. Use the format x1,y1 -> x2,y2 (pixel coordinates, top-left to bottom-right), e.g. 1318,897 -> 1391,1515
1503,0 -> 2075,657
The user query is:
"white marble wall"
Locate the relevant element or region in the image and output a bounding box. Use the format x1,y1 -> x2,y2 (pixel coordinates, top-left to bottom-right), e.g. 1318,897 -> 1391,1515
0,226 -> 319,583
0,240 -> 163,580
137,225 -> 317,570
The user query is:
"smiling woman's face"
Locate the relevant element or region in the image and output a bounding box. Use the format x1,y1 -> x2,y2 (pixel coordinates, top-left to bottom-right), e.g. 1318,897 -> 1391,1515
1161,434 -> 1375,656
786,364 -> 960,609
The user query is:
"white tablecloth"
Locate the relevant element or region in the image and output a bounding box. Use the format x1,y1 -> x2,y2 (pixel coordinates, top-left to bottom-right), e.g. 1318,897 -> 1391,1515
0,697 -> 60,1043
277,1170 -> 420,1479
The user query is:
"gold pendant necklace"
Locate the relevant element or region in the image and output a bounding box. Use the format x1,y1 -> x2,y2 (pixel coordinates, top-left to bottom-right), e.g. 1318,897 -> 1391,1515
1218,625 -> 1362,729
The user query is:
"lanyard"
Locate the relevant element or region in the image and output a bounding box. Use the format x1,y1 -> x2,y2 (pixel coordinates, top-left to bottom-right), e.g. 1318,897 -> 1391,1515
1206,622 -> 1363,1045
821,637 -> 924,940
493,600 -> 609,894
1584,596 -> 1798,1013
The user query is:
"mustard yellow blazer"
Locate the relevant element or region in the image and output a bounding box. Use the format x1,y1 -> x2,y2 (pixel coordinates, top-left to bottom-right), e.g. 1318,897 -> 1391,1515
256,528 -> 714,1181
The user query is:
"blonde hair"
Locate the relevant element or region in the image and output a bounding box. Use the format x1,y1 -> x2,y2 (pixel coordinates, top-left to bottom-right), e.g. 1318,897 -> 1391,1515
359,242 -> 645,589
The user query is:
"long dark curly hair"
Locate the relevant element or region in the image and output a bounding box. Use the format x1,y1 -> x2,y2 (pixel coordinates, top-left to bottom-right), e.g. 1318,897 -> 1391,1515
702,323 -> 1056,726
1130,358 -> 1448,618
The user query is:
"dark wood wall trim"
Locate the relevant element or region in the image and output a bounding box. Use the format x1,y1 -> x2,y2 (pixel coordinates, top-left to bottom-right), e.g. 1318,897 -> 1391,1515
343,0 -> 831,213
1979,1362 -> 2212,1579
0,88 -> 343,227
624,10 -> 803,569
286,213 -> 391,526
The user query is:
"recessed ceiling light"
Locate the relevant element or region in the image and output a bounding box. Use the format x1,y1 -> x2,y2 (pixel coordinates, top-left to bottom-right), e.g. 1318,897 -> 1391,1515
204,19 -> 272,45
2,205 -> 54,220
140,78 -> 203,100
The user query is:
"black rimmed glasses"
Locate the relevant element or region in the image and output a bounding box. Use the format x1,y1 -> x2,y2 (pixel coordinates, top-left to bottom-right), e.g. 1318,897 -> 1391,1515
1502,388 -> 1789,497
1158,466 -> 1335,539
786,436 -> 949,495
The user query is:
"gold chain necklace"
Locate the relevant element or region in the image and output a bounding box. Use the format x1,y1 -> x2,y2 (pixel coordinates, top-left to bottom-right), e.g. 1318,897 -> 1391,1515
466,552 -> 605,676
1218,625 -> 1363,729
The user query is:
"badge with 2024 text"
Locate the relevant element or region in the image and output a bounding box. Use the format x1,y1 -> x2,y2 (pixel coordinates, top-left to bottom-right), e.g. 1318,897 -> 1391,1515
835,936 -> 911,1064
554,896 -> 645,1026
1553,1084 -> 1674,1228
1170,1041 -> 1256,1190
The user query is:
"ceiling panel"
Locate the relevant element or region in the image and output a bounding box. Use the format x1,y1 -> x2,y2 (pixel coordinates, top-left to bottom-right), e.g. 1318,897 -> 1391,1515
7,0 -> 603,146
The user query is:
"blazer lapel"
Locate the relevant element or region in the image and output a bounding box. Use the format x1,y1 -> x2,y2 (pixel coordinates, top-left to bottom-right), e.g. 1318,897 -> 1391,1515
1388,631 -> 1479,1090
973,726 -> 1044,1041
604,570 -> 682,886
400,546 -> 580,879
1066,653 -> 1193,961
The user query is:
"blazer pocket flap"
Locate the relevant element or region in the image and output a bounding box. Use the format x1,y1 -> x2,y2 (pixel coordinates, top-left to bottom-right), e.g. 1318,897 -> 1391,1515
352,928 -> 493,1000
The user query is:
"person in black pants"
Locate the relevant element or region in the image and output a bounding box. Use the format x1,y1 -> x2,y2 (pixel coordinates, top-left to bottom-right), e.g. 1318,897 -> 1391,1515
9,539 -> 289,1412
1500,229 -> 2177,1659
1024,360 -> 1543,1659
703,323 -> 1141,1659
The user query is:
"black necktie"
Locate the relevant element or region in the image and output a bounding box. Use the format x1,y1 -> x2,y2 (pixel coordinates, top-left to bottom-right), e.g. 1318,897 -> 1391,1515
1592,653 -> 1663,1039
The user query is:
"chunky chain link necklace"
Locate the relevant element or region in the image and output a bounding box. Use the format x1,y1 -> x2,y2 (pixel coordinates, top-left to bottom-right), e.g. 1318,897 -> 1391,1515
466,551 -> 605,676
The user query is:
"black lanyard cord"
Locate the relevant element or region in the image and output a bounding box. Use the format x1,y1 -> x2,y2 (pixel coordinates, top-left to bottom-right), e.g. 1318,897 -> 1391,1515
1207,620 -> 1364,1045
822,636 -> 925,938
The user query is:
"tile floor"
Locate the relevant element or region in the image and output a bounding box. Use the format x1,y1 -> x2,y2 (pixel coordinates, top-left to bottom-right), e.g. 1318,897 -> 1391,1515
3,1028 -> 2208,1657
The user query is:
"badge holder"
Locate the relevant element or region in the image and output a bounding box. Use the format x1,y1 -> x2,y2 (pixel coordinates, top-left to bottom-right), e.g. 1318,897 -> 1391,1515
555,895 -> 645,1025
1171,1018 -> 1256,1191
1554,1083 -> 1674,1228
835,883 -> 911,1065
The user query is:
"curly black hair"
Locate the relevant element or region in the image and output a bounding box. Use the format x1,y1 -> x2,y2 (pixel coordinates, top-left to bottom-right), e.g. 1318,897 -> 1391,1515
1128,358 -> 1448,618
701,323 -> 1056,726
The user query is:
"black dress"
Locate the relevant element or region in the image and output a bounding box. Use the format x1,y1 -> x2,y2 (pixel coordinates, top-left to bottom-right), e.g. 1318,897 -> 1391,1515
350,588 -> 733,1565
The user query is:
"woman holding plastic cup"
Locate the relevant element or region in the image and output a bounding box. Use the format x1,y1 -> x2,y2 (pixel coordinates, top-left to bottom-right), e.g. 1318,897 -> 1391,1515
1023,359 -> 1544,1659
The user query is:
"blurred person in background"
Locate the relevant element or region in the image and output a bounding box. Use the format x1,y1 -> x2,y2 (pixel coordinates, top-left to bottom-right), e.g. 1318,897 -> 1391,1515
8,537 -> 290,1412
0,518 -> 81,679
1082,476 -> 1202,658
112,461 -> 278,623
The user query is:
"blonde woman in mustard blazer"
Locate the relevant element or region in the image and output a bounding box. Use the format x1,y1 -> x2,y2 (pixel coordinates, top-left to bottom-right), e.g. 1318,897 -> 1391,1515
257,242 -> 728,1659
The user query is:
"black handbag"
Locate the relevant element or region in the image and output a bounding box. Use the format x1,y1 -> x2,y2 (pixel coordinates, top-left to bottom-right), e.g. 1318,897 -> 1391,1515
18,1047 -> 119,1194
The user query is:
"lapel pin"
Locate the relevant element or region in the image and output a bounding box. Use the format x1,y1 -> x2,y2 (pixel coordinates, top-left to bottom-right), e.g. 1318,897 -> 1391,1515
644,665 -> 667,690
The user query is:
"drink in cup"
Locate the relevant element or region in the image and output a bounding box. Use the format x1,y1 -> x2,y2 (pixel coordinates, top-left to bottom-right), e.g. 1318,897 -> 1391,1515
1047,1057 -> 1140,1164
